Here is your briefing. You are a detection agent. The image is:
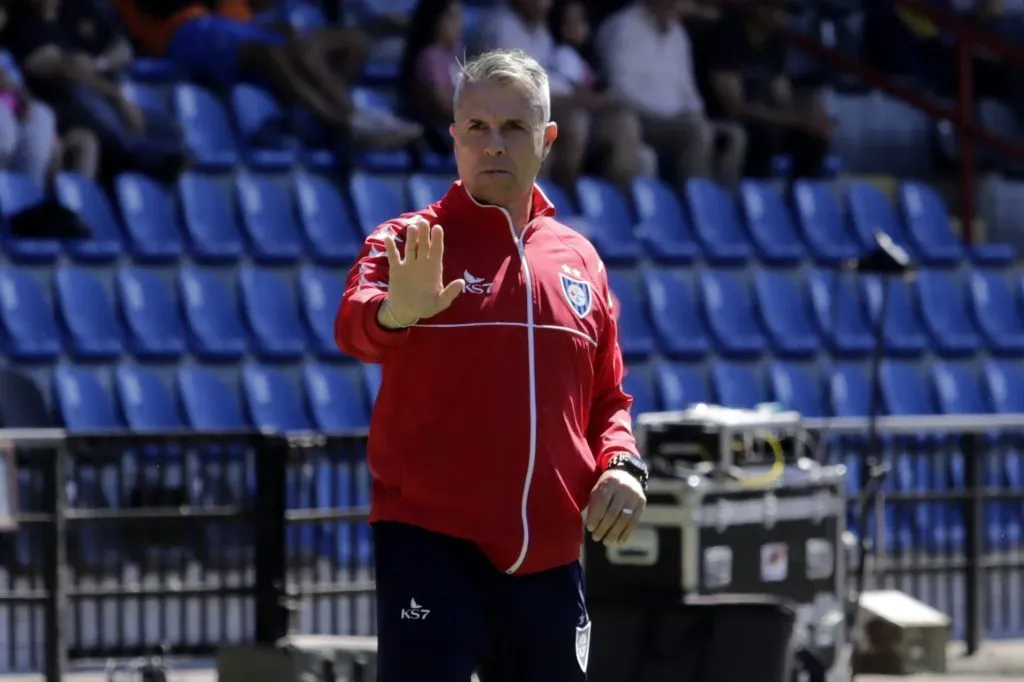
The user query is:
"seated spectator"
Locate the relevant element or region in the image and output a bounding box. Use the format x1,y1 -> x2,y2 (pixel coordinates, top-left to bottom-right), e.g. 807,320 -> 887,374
0,61 -> 57,184
7,0 -> 187,181
705,0 -> 834,179
111,0 -> 420,148
470,0 -> 645,190
597,0 -> 747,187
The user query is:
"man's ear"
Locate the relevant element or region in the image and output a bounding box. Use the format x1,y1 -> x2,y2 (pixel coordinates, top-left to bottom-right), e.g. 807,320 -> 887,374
542,121 -> 558,160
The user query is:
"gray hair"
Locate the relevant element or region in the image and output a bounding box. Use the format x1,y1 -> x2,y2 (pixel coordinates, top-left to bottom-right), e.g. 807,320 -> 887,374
454,49 -> 551,124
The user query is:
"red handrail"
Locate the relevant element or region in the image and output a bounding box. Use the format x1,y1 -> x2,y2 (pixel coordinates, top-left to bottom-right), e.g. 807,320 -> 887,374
772,0 -> 1024,244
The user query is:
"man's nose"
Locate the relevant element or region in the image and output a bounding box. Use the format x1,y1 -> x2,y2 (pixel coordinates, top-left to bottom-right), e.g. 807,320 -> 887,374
483,130 -> 506,156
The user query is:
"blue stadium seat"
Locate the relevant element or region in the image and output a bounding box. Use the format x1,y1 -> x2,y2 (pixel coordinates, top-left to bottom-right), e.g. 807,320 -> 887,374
575,177 -> 642,263
362,363 -> 381,406
230,84 -> 297,170
54,172 -> 123,262
237,266 -> 307,361
685,179 -> 752,264
349,172 -> 408,236
122,80 -> 168,113
52,365 -> 121,430
298,266 -> 344,360
114,173 -> 184,262
116,267 -> 187,360
769,361 -> 828,418
630,177 -> 700,263
0,170 -> 58,262
303,364 -> 370,430
178,173 -> 246,262
622,364 -> 657,417
845,181 -> 915,256
177,267 -> 248,361
753,269 -> 819,358
738,181 -> 806,264
792,180 -> 862,264
293,171 -> 364,265
53,267 -> 124,360
235,172 -> 304,262
537,181 -> 577,216
172,83 -> 238,170
916,270 -> 981,357
241,365 -> 312,431
606,270 -> 654,360
806,269 -> 875,357
0,269 -> 61,361
880,360 -> 935,415
176,367 -> 247,430
407,173 -> 455,209
350,88 -> 412,172
290,106 -> 339,171
641,268 -> 709,359
968,269 -> 1024,355
128,58 -> 180,82
983,360 -> 1024,413
699,270 -> 765,358
861,276 -> 928,356
114,365 -> 184,430
899,182 -> 1015,266
932,362 -> 990,414
711,361 -> 766,409
654,362 -> 708,411
285,0 -> 329,30
830,362 -> 871,417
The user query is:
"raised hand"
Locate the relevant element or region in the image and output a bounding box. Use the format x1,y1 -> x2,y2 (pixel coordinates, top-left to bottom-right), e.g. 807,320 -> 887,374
381,216 -> 465,327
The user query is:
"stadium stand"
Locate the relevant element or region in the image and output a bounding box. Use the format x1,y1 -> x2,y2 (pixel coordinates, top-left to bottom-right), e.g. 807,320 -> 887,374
4,0 -> 1024,672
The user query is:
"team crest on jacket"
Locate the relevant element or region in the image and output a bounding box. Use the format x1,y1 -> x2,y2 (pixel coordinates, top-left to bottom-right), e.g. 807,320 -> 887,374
559,272 -> 593,318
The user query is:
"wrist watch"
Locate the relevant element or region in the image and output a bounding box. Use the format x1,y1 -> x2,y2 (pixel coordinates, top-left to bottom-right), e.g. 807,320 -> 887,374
606,453 -> 650,492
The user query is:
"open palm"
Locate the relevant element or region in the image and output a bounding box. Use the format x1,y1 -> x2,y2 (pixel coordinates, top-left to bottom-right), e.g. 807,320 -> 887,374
383,217 -> 465,324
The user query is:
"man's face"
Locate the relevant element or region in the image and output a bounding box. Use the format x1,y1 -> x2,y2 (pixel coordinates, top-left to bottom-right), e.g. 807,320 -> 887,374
451,79 -> 557,210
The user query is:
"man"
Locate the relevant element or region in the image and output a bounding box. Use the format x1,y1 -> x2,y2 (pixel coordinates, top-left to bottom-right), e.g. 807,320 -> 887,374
9,0 -> 186,179
597,0 -> 747,187
335,48 -> 649,682
705,0 -> 834,178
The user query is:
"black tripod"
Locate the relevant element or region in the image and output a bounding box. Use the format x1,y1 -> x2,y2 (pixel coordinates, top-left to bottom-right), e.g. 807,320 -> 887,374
844,232 -> 914,681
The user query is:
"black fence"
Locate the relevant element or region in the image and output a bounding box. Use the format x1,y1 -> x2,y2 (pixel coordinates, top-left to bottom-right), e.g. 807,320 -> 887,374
0,429 -> 372,682
2,419 -> 1024,679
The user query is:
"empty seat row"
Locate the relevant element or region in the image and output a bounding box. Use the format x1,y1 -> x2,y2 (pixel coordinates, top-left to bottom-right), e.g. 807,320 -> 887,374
626,357 -> 1024,420
53,362 -> 375,434
615,265 -> 1024,360
0,170 -> 367,266
0,265 -> 345,362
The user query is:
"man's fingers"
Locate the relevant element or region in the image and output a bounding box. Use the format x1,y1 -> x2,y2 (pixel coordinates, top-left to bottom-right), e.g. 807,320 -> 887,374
606,497 -> 645,545
585,486 -> 612,533
416,218 -> 431,260
591,490 -> 627,542
405,224 -> 419,261
383,236 -> 402,267
438,279 -> 465,309
427,224 -> 445,262
616,505 -> 645,545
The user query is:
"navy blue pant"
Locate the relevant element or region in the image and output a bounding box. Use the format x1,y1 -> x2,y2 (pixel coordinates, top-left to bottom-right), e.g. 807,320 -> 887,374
374,522 -> 590,682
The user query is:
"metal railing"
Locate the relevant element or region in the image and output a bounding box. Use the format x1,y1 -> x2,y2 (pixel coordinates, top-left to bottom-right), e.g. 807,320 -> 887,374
2,418 -> 1023,676
804,413 -> 1024,655
0,429 -> 372,681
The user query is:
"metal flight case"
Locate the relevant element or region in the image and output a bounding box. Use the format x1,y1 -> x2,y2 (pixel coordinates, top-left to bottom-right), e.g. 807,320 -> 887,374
584,406 -> 849,681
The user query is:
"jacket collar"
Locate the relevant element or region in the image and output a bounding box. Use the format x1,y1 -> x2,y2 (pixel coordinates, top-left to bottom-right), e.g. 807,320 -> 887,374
438,180 -> 557,230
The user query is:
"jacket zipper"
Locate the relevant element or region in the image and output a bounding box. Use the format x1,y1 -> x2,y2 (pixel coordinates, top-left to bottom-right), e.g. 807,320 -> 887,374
505,228 -> 538,574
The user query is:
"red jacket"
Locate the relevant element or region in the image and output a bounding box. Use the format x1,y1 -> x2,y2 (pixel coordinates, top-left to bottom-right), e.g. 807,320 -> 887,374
335,181 -> 639,575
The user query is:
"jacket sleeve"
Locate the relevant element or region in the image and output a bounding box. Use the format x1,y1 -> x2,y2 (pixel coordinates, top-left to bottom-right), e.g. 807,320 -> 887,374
334,220 -> 411,363
587,266 -> 641,470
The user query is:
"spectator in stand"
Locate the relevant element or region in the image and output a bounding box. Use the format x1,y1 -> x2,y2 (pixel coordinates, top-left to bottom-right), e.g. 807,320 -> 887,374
705,0 -> 834,178
0,59 -> 57,184
111,0 -> 420,148
469,0 -> 646,190
398,0 -> 463,158
7,0 -> 186,180
597,0 -> 747,187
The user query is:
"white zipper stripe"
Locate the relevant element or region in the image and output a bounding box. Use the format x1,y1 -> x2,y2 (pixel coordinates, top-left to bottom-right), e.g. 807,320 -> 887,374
415,321 -> 597,346
459,188 -> 539,575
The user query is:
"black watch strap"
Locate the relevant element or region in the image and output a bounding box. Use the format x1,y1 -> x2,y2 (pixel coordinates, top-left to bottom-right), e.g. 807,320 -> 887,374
606,454 -> 650,491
